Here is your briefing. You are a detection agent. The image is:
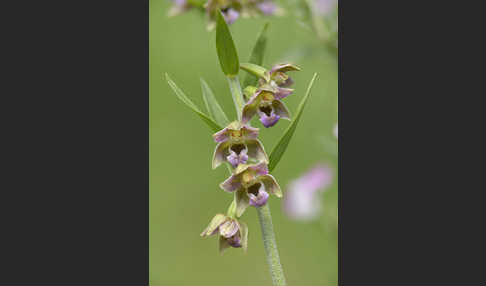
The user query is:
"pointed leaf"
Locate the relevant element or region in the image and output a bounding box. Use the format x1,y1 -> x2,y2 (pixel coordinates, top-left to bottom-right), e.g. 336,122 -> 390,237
200,78 -> 230,126
268,73 -> 318,172
240,63 -> 270,82
216,10 -> 239,76
165,73 -> 223,133
243,22 -> 269,87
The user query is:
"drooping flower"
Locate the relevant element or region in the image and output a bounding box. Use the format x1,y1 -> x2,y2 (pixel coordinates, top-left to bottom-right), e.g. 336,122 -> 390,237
283,164 -> 333,221
220,162 -> 282,216
200,214 -> 249,252
242,86 -> 291,128
212,121 -> 268,169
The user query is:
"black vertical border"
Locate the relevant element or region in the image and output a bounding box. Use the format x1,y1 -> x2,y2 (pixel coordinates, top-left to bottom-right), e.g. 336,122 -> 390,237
2,0 -> 149,284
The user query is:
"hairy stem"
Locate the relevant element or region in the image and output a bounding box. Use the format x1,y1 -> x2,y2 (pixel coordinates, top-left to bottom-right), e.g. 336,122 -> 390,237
227,75 -> 245,121
257,204 -> 287,286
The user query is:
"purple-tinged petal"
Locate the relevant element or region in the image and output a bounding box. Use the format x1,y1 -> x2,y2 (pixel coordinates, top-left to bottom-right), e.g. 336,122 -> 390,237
226,144 -> 249,168
212,141 -> 230,169
272,100 -> 291,120
248,162 -> 269,176
259,174 -> 282,197
275,87 -> 293,100
219,219 -> 239,238
223,8 -> 240,25
213,127 -> 230,143
220,173 -> 242,192
246,139 -> 269,164
247,182 -> 270,207
270,63 -> 301,75
241,125 -> 259,140
257,1 -> 277,15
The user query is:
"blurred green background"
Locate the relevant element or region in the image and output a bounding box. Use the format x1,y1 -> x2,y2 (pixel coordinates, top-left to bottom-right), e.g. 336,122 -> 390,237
150,0 -> 338,285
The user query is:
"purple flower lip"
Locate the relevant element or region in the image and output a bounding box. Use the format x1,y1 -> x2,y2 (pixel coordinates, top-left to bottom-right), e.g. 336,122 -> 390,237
259,111 -> 280,128
247,182 -> 270,207
227,233 -> 242,248
227,144 -> 249,167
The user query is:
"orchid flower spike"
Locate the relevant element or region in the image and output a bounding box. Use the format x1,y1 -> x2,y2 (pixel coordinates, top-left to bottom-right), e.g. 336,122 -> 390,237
212,121 -> 268,169
220,162 -> 282,216
200,214 -> 249,253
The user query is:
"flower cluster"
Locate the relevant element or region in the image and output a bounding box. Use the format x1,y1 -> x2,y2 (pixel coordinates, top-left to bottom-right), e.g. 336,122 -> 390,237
168,0 -> 283,29
243,63 -> 301,127
201,63 -> 300,253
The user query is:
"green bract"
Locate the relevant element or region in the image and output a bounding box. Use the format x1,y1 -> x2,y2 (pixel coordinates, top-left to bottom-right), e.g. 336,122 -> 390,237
166,73 -> 223,132
268,73 -> 318,172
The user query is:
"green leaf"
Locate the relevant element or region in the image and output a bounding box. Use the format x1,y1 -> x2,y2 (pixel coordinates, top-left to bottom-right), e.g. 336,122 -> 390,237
243,22 -> 269,87
268,73 -> 318,172
240,63 -> 270,82
165,73 -> 223,133
200,78 -> 230,126
216,10 -> 239,76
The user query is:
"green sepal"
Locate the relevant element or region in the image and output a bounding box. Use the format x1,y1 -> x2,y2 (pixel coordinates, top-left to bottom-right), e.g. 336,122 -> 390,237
238,221 -> 249,252
216,10 -> 239,76
200,213 -> 227,237
268,73 -> 318,172
219,235 -> 231,254
166,73 -> 223,133
240,63 -> 270,82
235,189 -> 250,217
200,78 -> 230,126
243,22 -> 269,87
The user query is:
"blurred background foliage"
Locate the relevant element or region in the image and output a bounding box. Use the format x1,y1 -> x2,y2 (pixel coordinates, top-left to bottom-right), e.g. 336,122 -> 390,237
150,0 -> 338,284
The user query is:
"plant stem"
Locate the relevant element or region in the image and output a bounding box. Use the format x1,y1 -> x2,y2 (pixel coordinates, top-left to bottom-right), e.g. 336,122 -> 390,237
227,75 -> 245,121
257,203 -> 287,286
226,73 -> 285,285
